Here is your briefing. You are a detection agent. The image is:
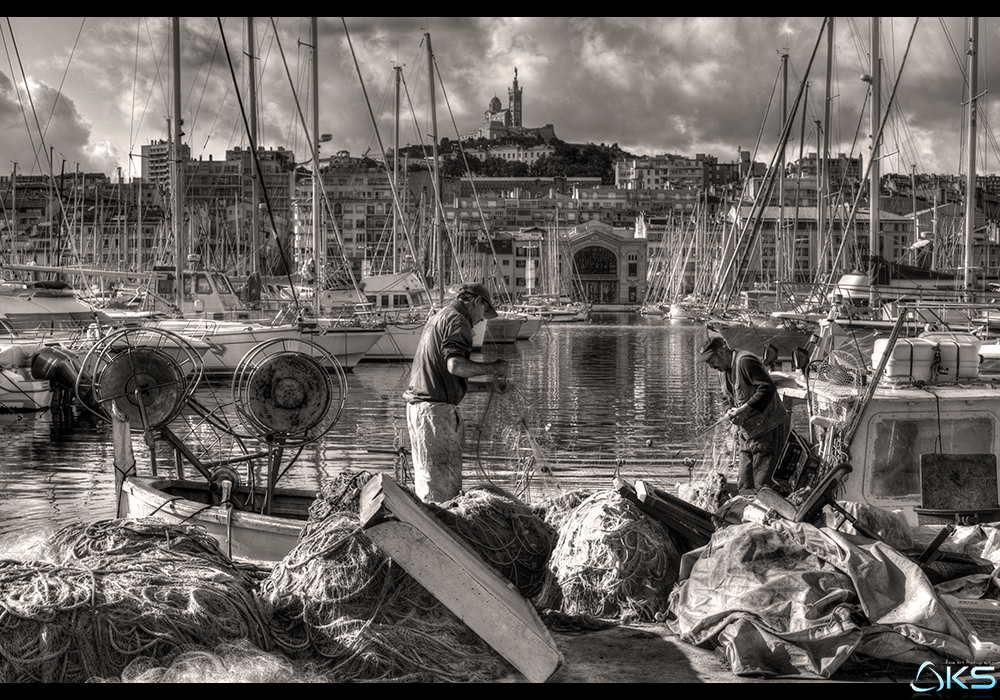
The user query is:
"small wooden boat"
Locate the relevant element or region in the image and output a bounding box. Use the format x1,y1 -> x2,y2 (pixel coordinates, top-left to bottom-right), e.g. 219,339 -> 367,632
118,476 -> 312,563
60,329 -> 346,563
360,473 -> 563,683
485,312 -> 525,344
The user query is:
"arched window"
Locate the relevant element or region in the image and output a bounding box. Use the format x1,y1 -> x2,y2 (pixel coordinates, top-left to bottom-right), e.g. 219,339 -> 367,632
575,246 -> 617,275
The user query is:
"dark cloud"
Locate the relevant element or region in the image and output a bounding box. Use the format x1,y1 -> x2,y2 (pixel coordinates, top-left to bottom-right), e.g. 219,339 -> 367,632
5,17 -> 1000,179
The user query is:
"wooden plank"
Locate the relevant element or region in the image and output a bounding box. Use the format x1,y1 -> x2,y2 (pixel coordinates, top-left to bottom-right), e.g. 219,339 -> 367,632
626,479 -> 714,547
359,474 -> 562,683
635,481 -> 714,542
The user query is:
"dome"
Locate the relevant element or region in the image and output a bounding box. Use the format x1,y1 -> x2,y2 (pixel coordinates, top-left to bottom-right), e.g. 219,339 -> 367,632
489,95 -> 503,113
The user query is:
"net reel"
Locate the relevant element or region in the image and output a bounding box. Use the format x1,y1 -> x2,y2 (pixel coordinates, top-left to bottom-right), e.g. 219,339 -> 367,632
75,327 -> 205,430
231,337 -> 347,447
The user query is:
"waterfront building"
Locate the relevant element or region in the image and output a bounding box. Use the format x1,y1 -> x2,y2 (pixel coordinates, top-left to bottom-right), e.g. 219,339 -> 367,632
614,152 -> 748,191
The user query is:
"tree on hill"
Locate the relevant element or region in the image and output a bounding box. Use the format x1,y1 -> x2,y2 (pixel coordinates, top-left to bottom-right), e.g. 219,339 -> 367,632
530,139 -> 634,185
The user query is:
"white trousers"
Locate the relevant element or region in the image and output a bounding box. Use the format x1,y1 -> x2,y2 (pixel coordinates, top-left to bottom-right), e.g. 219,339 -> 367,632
406,401 -> 465,503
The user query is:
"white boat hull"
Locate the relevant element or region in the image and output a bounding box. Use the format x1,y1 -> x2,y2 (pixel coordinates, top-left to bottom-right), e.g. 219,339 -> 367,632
150,320 -> 383,374
0,368 -> 52,411
361,321 -> 425,361
119,476 -> 311,563
485,316 -> 524,344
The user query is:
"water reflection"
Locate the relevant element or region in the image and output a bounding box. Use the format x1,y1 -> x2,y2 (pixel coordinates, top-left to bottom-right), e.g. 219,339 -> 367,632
0,313 -> 731,538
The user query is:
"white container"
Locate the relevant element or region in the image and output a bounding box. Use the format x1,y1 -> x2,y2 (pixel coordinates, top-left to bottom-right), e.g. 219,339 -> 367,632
872,337 -> 936,382
921,332 -> 982,380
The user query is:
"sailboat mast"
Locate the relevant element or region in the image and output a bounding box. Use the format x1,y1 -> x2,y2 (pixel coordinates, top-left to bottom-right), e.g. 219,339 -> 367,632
426,32 -> 443,304
964,17 -> 979,295
393,65 -> 401,274
869,18 -> 880,291
311,17 -> 322,304
172,17 -> 184,302
248,17 -> 260,276
777,51 -> 787,287
819,16 -> 833,281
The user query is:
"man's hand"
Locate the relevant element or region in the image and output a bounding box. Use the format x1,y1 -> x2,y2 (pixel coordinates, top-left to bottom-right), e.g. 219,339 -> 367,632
725,405 -> 748,425
493,359 -> 509,377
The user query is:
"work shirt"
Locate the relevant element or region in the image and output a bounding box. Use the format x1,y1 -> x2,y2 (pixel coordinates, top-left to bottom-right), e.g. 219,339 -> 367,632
721,350 -> 777,412
403,301 -> 473,405
721,350 -> 787,440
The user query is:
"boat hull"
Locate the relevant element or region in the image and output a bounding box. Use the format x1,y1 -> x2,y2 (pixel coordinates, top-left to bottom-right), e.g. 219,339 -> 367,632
361,321 -> 425,361
119,476 -> 312,563
150,320 -> 383,374
485,316 -> 524,344
0,368 -> 52,411
516,316 -> 542,340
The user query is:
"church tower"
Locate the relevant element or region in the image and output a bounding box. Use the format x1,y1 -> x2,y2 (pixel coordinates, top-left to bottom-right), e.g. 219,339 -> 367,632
508,67 -> 522,129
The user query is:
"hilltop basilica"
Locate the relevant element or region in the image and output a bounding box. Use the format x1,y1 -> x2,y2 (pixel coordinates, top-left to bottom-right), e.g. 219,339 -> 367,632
464,68 -> 556,142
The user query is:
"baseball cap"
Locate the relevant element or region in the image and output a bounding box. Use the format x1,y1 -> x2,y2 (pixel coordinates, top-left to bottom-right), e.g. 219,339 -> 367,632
698,333 -> 728,362
459,283 -> 498,319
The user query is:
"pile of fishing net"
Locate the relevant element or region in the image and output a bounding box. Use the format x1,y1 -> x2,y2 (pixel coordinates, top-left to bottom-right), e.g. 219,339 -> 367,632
260,470 -> 554,682
0,518 -> 271,683
428,484 -> 556,598
530,489 -> 593,532
87,640 -> 329,683
536,489 -> 685,622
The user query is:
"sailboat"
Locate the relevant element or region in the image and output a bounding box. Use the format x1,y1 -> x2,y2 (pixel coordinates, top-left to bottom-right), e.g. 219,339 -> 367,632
144,18 -> 383,374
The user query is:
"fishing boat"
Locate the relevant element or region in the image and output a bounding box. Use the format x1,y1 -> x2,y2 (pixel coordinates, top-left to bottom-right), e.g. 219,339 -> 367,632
775,307 -> 1000,527
72,323 -> 341,564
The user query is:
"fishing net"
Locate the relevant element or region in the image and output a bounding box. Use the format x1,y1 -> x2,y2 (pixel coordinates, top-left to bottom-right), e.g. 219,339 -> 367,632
259,471 -> 513,682
536,490 -> 685,622
428,485 -> 556,599
530,489 -> 594,531
462,383 -> 559,503
676,470 -> 730,513
0,518 -> 272,683
89,639 -> 330,684
809,349 -> 864,427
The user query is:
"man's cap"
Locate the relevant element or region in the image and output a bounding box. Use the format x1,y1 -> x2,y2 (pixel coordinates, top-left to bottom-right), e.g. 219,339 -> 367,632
459,283 -> 498,319
698,332 -> 728,362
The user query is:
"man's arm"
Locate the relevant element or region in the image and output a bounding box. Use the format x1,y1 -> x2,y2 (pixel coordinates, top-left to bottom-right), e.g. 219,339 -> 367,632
447,356 -> 508,379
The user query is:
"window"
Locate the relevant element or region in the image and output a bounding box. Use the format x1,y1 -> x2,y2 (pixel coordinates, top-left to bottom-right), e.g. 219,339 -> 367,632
628,263 -> 637,277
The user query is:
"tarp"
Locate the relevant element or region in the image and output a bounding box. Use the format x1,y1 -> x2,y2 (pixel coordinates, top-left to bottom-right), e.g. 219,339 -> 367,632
668,520 -> 974,678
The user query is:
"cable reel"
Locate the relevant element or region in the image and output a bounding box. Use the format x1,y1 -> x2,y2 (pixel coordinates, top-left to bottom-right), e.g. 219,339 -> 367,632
75,327 -> 205,430
232,337 -> 347,447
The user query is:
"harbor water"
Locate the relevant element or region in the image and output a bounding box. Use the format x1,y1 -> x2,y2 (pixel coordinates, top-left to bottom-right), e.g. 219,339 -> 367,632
0,312 -> 733,546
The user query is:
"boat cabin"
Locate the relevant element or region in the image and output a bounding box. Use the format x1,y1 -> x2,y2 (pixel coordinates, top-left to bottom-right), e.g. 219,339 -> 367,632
151,267 -> 254,321
316,271 -> 432,321
830,382 -> 1000,525
0,281 -> 114,340
783,325 -> 1000,527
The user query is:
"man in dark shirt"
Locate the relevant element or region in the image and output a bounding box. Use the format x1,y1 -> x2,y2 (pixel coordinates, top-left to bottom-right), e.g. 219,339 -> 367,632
700,334 -> 790,493
403,283 -> 509,503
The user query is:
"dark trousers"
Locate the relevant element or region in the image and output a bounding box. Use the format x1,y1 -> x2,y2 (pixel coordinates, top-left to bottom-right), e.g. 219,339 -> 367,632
737,418 -> 790,492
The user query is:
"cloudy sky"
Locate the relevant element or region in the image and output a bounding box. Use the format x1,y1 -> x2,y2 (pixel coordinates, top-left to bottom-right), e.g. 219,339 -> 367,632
0,17 -> 994,181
